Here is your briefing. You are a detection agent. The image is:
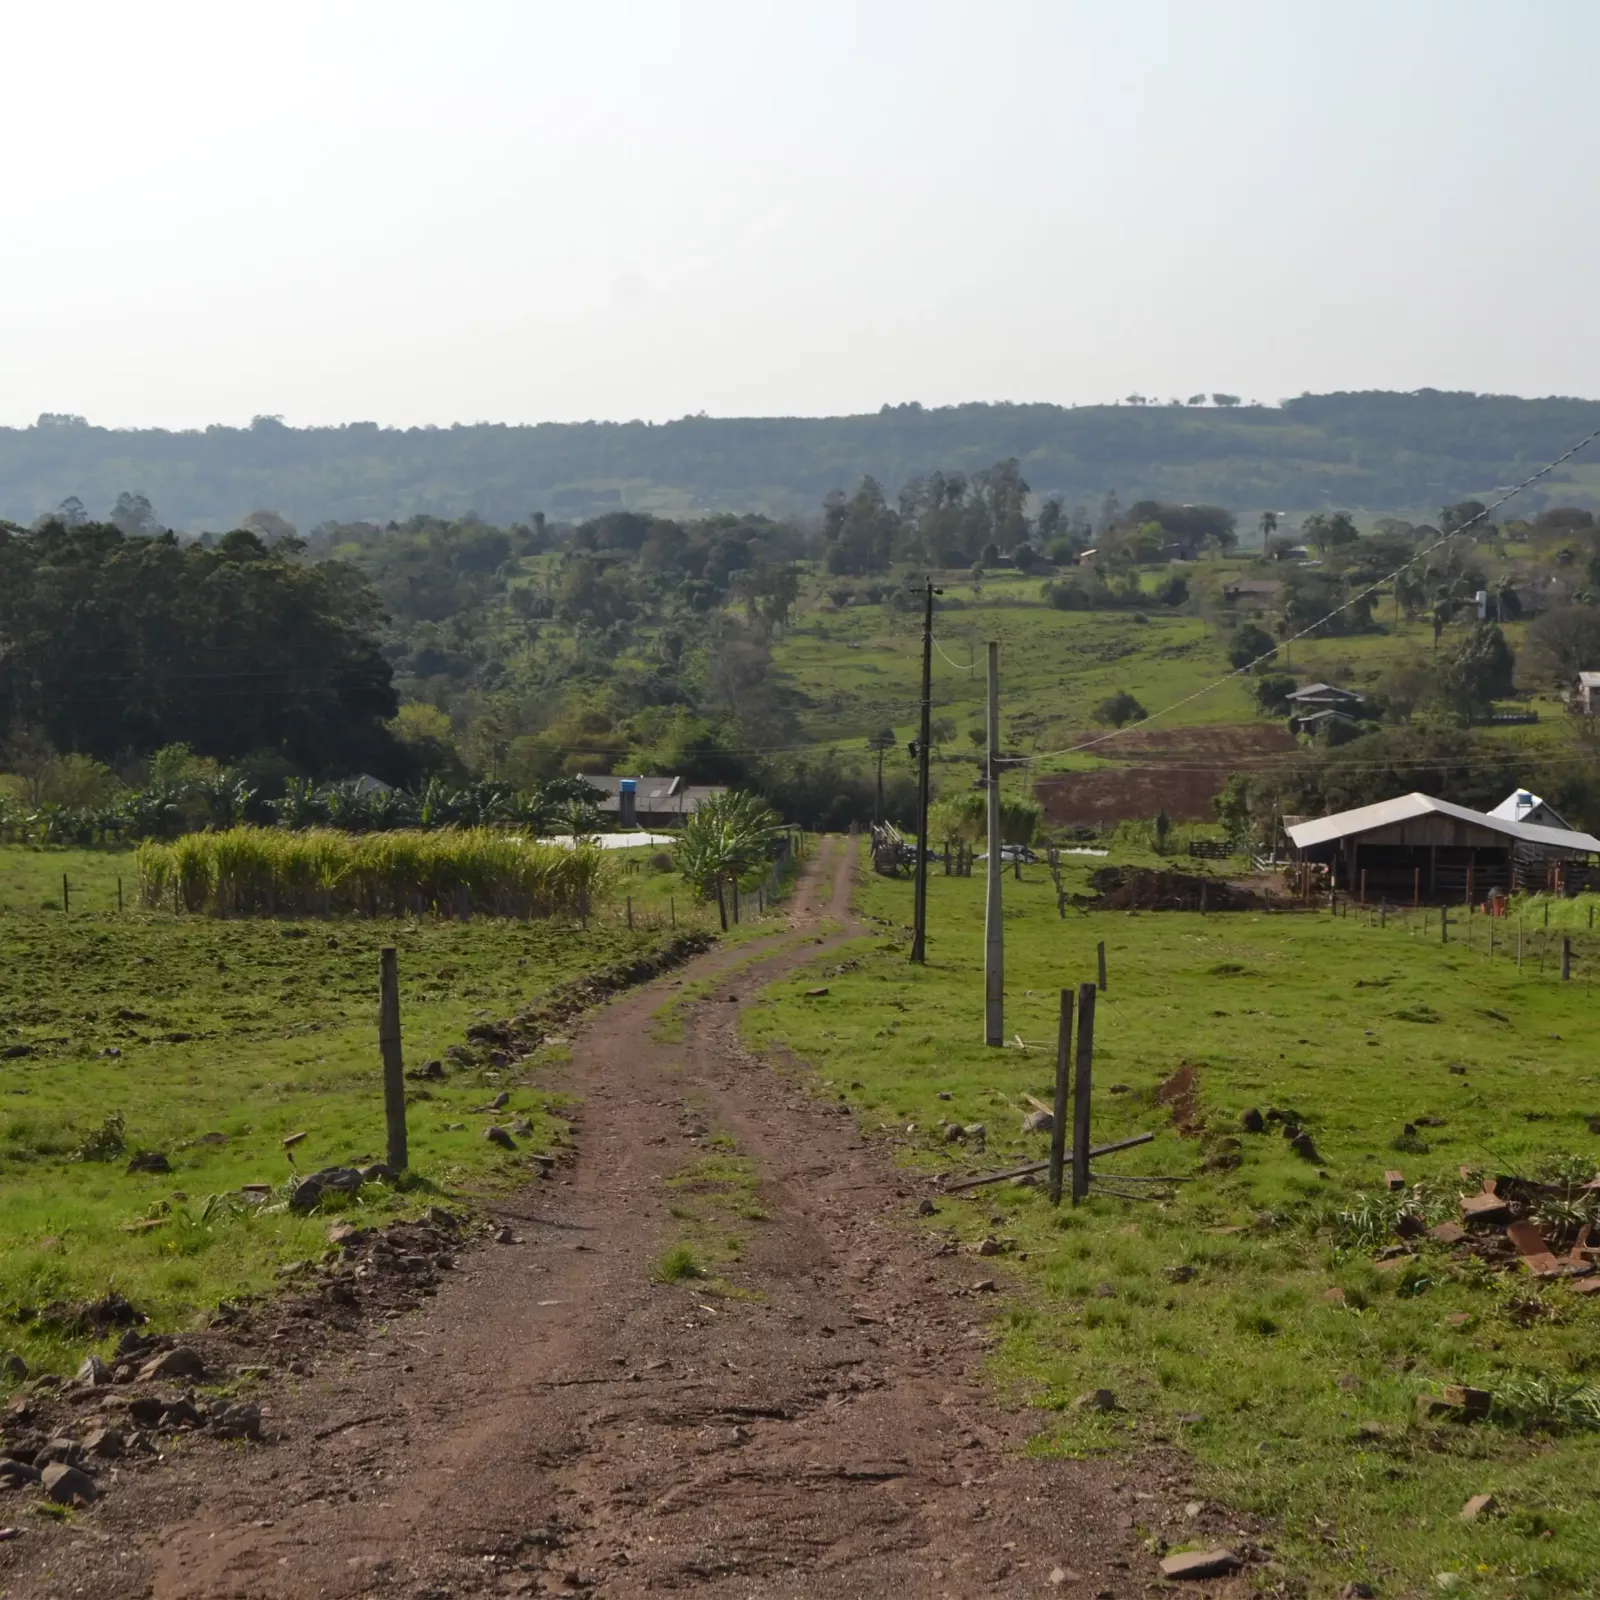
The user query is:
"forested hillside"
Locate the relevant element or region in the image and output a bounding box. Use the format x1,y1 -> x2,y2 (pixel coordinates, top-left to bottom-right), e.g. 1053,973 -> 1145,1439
7,389 -> 1600,534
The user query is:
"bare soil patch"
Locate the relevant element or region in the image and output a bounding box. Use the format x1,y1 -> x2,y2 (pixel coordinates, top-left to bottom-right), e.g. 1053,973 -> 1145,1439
1035,723 -> 1296,825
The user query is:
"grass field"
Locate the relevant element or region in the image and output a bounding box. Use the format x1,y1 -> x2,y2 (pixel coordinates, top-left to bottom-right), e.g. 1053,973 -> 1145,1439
744,846 -> 1600,1598
0,877 -> 677,1376
772,568 -> 1573,823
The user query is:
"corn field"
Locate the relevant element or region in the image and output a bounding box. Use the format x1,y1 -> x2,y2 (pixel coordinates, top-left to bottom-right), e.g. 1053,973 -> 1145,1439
135,828 -> 613,919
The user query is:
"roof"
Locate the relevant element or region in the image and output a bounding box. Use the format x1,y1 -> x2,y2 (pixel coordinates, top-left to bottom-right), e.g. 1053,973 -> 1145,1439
1285,682 -> 1362,702
574,774 -> 727,816
1488,789 -> 1571,829
1287,791 -> 1600,854
1579,672 -> 1600,688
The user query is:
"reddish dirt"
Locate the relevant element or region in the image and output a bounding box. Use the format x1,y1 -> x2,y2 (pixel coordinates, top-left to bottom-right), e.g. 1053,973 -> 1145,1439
0,841 -> 1231,1599
1035,724 -> 1297,826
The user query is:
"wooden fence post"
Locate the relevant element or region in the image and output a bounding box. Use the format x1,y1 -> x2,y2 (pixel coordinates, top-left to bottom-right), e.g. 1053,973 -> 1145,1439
379,947 -> 408,1173
62,874 -> 69,915
117,877 -> 123,915
1562,936 -> 1572,981
1360,868 -> 1367,906
1072,982 -> 1096,1205
626,895 -> 633,930
1413,867 -> 1420,908
1441,906 -> 1448,944
1096,940 -> 1107,993
1048,988 -> 1073,1206
670,896 -> 676,929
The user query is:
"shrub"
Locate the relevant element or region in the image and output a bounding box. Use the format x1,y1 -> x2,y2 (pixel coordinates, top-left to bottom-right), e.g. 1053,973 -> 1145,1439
1093,690 -> 1147,728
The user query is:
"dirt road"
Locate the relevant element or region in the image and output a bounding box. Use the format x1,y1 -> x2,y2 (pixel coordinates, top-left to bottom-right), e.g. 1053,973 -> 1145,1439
12,840 -> 1152,1598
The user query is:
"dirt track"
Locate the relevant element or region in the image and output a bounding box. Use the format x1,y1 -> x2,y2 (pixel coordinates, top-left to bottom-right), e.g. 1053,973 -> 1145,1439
8,840 -> 1158,1599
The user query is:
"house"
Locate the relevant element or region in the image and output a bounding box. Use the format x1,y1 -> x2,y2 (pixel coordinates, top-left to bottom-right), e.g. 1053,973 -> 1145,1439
1574,671 -> 1600,714
1222,577 -> 1282,605
1290,707 -> 1360,739
574,774 -> 727,829
1488,790 -> 1571,830
1285,682 -> 1364,712
1286,791 -> 1600,901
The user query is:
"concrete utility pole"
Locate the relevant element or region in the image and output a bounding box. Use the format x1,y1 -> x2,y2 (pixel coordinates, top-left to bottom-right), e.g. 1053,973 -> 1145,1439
984,640 -> 1003,1045
910,581 -> 938,963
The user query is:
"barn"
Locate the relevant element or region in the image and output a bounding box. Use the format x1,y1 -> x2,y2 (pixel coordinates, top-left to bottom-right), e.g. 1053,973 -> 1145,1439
1285,792 -> 1600,902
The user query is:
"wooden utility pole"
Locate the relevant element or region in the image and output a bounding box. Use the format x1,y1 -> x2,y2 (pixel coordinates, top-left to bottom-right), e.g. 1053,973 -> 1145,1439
910,580 -> 939,963
1096,940 -> 1107,992
1072,982 -> 1096,1204
984,641 -> 1003,1045
1048,988 -> 1073,1205
378,947 -> 408,1173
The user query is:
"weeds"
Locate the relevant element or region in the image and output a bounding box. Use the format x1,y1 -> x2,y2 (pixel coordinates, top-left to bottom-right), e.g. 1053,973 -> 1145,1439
653,1243 -> 704,1283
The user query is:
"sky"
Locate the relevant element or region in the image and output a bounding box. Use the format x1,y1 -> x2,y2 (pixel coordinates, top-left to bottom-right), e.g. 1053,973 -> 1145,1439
4,0 -> 1596,430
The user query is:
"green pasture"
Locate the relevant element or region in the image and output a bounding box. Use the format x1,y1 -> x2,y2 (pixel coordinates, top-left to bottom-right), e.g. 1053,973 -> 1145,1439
743,846 -> 1600,1598
0,876 -> 668,1376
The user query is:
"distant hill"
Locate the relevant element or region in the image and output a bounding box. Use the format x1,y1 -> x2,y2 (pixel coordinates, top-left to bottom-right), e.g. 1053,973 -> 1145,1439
5,390 -> 1600,534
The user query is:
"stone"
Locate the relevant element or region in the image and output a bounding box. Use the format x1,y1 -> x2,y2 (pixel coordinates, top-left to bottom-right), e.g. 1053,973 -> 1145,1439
973,1237 -> 1003,1257
915,1198 -> 936,1217
1240,1107 -> 1265,1133
1288,1131 -> 1320,1161
358,1163 -> 398,1185
1385,1170 -> 1406,1192
971,1278 -> 998,1293
1022,1109 -> 1053,1134
1356,1420 -> 1386,1441
212,1401 -> 262,1441
1460,1188 -> 1512,1225
288,1166 -> 364,1214
126,1396 -> 165,1428
1460,1492 -> 1496,1521
162,1396 -> 205,1429
1072,1388 -> 1118,1412
1163,1264 -> 1196,1284
327,1222 -> 364,1248
942,1123 -> 965,1142
40,1462 -> 97,1505
1339,1586 -> 1376,1600
75,1355 -> 111,1388
1323,1288 -> 1348,1306
83,1427 -> 125,1459
494,1225 -> 516,1244
510,1118 -> 533,1137
1442,1384 -> 1493,1419
36,1439 -> 85,1467
139,1346 -> 206,1382
1444,1310 -> 1471,1327
1336,1373 -> 1362,1391
127,1150 -> 172,1174
0,1459 -> 40,1488
1158,1548 -> 1239,1580
484,1126 -> 516,1149
1430,1221 -> 1467,1245
964,1123 -> 987,1141
0,1354 -> 25,1382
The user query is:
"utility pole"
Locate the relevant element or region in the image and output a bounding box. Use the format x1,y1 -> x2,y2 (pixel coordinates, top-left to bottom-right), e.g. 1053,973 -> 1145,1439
910,580 -> 939,963
984,640 -> 1003,1044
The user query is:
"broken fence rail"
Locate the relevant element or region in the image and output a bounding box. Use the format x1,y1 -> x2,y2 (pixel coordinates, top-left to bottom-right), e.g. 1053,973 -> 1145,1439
942,1131 -> 1156,1193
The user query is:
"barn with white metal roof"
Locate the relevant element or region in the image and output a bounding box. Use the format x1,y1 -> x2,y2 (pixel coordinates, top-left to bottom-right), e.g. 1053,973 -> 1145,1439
1285,792 -> 1600,901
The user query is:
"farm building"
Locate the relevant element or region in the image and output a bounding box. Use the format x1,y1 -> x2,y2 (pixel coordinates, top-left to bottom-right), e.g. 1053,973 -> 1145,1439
1488,789 -> 1571,830
1285,792 -> 1600,901
1285,682 -> 1364,713
575,774 -> 726,829
1574,671 -> 1600,715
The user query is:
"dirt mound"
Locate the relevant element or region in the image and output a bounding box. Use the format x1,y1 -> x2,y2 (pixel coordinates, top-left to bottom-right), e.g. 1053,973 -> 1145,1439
1084,866 -> 1267,912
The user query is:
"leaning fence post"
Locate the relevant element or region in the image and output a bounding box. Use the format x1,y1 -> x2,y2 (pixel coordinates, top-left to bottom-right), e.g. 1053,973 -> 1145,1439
1072,982 -> 1096,1205
1096,940 -> 1107,993
1048,988 -> 1073,1206
378,947 -> 408,1173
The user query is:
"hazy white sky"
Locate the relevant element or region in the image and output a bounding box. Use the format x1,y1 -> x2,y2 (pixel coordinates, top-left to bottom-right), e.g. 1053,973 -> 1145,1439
4,0 -> 1595,429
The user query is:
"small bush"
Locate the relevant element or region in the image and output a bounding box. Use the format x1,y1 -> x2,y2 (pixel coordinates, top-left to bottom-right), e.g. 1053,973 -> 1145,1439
653,1243 -> 704,1283
74,1112 -> 127,1163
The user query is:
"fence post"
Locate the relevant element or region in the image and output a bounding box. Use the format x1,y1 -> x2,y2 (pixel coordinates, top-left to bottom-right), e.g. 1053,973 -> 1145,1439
1380,902 -> 1387,929
378,947 -> 408,1173
1441,906 -> 1448,944
670,896 -> 676,929
1413,867 -> 1420,908
626,895 -> 633,931
1072,982 -> 1096,1205
733,884 -> 740,924
117,877 -> 123,915
62,874 -> 69,915
1360,868 -> 1367,907
1096,940 -> 1107,993
1048,988 -> 1073,1206
1562,937 -> 1572,981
